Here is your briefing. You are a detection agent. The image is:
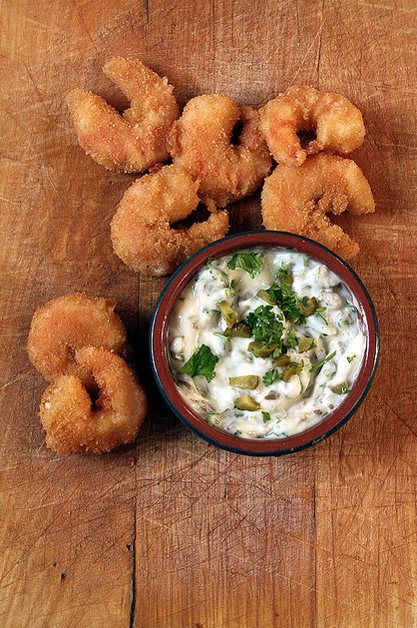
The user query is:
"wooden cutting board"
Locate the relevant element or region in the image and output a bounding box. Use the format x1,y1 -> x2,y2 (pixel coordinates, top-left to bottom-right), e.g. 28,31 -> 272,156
1,1 -> 416,626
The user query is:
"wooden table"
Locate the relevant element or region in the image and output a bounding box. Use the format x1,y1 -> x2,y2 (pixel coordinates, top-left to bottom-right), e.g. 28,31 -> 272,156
1,1 -> 416,626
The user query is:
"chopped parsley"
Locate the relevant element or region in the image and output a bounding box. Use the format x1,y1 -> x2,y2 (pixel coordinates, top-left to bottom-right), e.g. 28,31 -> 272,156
277,265 -> 293,286
263,369 -> 280,386
181,345 -> 219,381
283,328 -> 298,351
245,305 -> 283,346
347,355 -> 356,363
263,282 -> 303,322
262,411 -> 271,423
227,251 -> 264,278
310,351 -> 337,373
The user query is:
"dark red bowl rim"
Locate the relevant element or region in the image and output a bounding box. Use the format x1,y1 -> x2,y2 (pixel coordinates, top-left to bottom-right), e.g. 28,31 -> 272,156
149,231 -> 379,456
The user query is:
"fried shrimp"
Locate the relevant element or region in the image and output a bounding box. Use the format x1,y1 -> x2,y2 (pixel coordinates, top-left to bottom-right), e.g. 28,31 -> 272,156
261,154 -> 375,259
168,95 -> 272,207
111,163 -> 229,275
66,58 -> 179,173
27,293 -> 126,383
40,347 -> 148,453
259,85 -> 365,166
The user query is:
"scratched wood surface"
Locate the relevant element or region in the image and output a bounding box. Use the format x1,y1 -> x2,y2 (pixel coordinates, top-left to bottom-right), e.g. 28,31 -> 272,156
0,0 -> 416,626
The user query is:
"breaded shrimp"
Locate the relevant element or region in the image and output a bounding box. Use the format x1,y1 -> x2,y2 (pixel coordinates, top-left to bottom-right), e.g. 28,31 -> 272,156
40,347 -> 148,453
111,164 -> 229,275
66,58 -> 179,173
27,293 -> 126,383
261,154 -> 375,259
259,85 -> 365,166
168,95 -> 272,207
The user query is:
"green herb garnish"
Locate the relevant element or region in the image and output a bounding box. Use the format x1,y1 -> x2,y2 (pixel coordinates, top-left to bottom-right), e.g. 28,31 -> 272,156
277,265 -> 293,286
262,411 -> 271,423
310,351 -> 336,373
263,283 -> 303,322
180,345 -> 219,381
263,369 -> 280,386
283,328 -> 298,351
347,355 -> 356,363
245,305 -> 283,346
227,252 -> 264,278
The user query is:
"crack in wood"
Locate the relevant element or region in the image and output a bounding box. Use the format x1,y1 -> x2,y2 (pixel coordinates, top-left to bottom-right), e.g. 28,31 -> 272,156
129,496 -> 137,628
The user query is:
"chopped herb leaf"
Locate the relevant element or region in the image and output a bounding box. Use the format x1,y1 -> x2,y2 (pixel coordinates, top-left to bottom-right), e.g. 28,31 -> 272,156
262,411 -> 271,423
310,351 -> 337,373
263,368 -> 280,386
180,345 -> 219,381
277,265 -> 293,286
245,305 -> 283,346
213,331 -> 227,339
227,252 -> 264,278
347,355 -> 356,363
264,283 -> 303,322
283,328 -> 298,351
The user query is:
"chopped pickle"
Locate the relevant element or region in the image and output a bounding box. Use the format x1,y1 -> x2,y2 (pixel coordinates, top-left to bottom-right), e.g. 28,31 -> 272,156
234,395 -> 260,411
224,322 -> 251,338
300,296 -> 318,317
229,375 -> 259,389
330,381 -> 350,395
257,289 -> 275,305
272,354 -> 291,367
299,336 -> 316,352
248,341 -> 278,357
219,300 -> 238,329
281,361 -> 304,382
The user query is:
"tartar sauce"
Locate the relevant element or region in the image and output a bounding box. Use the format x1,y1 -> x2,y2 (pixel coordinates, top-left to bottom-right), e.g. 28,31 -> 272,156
168,247 -> 366,439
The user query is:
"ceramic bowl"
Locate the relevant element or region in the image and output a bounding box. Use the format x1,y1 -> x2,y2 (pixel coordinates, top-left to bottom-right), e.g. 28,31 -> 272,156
150,232 -> 379,456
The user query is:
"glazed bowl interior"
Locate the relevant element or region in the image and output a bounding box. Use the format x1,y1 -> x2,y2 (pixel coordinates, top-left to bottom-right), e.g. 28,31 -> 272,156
150,231 -> 379,456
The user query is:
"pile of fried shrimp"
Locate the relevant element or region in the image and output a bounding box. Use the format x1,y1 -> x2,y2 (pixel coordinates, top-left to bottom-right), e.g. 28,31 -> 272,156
66,59 -> 375,274
27,60 -> 377,455
27,294 -> 148,454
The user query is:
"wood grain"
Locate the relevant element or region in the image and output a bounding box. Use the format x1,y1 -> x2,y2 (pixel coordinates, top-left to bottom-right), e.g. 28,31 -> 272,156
0,1 -> 416,626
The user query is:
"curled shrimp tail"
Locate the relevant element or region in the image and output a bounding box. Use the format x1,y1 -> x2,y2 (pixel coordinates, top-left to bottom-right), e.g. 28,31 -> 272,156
261,154 -> 375,259
27,293 -> 127,384
40,347 -> 148,454
259,85 -> 365,166
111,164 -> 229,275
168,95 -> 271,207
66,58 -> 179,173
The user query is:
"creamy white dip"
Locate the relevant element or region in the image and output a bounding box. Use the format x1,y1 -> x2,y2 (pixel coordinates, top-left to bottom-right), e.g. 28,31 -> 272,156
168,247 -> 366,440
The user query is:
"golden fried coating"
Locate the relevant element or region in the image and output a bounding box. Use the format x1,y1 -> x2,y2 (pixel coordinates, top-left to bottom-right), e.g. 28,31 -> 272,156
40,347 -> 148,454
66,58 -> 179,173
261,154 -> 375,259
168,95 -> 272,207
27,293 -> 126,383
111,163 -> 229,275
259,85 -> 365,166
